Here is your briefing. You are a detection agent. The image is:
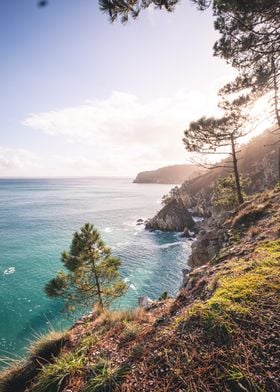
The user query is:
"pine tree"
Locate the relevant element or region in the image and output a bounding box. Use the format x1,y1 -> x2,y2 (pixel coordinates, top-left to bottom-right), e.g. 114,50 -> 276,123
183,95 -> 250,205
45,223 -> 127,311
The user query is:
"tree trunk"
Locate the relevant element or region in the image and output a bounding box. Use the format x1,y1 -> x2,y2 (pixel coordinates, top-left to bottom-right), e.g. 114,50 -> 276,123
271,53 -> 280,182
278,146 -> 280,182
271,53 -> 280,127
231,134 -> 244,205
93,268 -> 103,308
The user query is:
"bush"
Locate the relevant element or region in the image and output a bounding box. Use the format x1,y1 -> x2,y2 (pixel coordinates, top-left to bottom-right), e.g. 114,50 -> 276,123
32,352 -> 86,392
84,360 -> 129,392
212,175 -> 251,210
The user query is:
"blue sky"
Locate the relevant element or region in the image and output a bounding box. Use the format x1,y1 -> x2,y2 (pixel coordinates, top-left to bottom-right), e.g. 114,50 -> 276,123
0,0 -> 233,177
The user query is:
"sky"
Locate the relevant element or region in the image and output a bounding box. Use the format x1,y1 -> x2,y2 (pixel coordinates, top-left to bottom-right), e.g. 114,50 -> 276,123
0,0 -> 235,177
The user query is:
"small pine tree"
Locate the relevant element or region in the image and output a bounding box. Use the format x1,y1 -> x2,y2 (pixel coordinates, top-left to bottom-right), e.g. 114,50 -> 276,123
212,175 -> 251,211
161,186 -> 180,206
45,223 -> 127,311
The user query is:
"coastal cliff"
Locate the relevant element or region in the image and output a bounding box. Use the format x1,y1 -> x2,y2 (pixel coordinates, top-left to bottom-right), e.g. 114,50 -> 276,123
145,128 -> 280,232
1,187 -> 279,392
145,199 -> 195,232
133,164 -> 204,184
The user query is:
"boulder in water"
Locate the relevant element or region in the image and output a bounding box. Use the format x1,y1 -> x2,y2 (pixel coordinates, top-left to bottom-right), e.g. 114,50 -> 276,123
145,199 -> 195,232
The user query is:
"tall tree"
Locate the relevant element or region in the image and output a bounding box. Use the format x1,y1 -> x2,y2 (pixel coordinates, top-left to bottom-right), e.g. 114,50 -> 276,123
183,95 -> 250,205
45,223 -> 127,311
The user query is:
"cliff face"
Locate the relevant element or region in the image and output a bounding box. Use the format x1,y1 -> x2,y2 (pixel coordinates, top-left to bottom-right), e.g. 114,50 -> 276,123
145,199 -> 195,232
133,164 -> 205,184
1,188 -> 279,392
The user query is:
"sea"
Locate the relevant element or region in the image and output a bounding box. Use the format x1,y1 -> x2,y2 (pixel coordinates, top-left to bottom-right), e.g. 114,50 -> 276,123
0,177 -> 192,363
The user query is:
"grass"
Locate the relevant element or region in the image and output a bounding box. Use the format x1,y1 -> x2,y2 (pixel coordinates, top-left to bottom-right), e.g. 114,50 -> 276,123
122,322 -> 141,341
77,332 -> 99,355
31,352 -> 86,392
84,359 -> 130,392
176,239 -> 280,334
94,307 -> 150,329
0,361 -> 30,392
0,330 -> 68,392
232,202 -> 269,228
28,331 -> 68,362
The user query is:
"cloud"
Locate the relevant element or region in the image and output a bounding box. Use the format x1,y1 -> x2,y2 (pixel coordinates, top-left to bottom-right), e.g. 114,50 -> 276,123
22,88 -> 223,175
0,148 -> 38,173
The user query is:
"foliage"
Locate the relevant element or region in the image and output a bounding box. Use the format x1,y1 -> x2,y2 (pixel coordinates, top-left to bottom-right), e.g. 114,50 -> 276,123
45,223 -> 128,311
99,0 -> 180,24
177,239 -> 280,327
183,95 -> 250,204
161,186 -> 180,205
32,352 -> 86,392
158,290 -> 169,300
212,175 -> 250,210
84,359 -> 130,392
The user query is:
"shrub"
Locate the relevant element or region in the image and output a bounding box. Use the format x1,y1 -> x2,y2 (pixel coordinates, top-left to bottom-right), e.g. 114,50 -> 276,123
32,352 -> 86,392
84,360 -> 129,392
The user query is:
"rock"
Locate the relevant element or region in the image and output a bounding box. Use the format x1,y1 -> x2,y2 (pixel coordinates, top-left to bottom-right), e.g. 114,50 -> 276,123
145,199 -> 195,232
188,220 -> 227,268
138,296 -> 153,309
137,218 -> 144,223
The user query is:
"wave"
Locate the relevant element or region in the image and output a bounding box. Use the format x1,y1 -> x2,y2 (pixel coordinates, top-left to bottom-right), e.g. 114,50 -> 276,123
3,267 -> 16,275
124,277 -> 137,292
103,227 -> 113,233
157,241 -> 185,249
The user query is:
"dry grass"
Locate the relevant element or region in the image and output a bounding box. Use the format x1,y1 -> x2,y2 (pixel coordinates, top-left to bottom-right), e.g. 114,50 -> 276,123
28,331 -> 69,362
93,307 -> 152,329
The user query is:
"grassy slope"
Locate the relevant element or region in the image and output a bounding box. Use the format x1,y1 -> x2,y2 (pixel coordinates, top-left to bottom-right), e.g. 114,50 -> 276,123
1,188 -> 280,392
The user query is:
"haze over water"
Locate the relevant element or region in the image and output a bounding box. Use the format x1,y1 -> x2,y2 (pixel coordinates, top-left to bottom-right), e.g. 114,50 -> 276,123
0,177 -> 192,360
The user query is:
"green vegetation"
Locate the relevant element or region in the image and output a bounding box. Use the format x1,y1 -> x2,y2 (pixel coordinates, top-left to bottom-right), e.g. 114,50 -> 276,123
158,290 -> 169,300
32,352 -> 86,392
0,330 -> 69,392
183,94 -> 251,205
84,360 -> 129,392
45,223 -> 128,311
161,186 -> 180,206
177,239 -> 280,331
212,175 -> 250,210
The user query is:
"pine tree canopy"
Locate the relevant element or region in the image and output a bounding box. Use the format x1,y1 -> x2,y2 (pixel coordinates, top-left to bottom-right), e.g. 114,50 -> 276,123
45,223 -> 128,312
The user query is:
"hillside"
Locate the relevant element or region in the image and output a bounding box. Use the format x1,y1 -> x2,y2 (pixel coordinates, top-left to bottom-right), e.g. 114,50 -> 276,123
145,128 -> 280,230
1,187 -> 279,392
133,164 -> 205,184
181,128 -> 279,204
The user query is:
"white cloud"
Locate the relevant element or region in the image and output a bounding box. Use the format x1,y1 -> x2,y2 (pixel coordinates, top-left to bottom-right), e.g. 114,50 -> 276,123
0,148 -> 38,173
22,88 -> 224,175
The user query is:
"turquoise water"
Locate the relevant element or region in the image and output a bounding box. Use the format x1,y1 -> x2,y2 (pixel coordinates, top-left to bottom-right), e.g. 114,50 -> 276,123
0,177 -> 191,361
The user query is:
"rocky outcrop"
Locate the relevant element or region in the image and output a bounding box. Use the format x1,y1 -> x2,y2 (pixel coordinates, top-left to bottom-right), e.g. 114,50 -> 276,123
187,187 -> 280,269
188,224 -> 227,268
145,199 -> 195,231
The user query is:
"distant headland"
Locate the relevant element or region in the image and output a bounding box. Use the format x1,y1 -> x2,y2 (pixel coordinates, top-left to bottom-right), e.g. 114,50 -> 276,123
133,164 -> 205,184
